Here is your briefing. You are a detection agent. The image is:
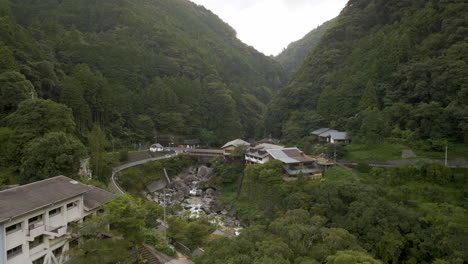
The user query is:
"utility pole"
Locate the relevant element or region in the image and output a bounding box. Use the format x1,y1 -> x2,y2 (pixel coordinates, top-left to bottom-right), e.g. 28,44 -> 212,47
334,145 -> 337,164
163,188 -> 166,240
445,145 -> 448,167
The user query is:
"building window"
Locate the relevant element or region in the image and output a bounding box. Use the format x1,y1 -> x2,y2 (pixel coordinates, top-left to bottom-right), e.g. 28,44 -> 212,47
7,245 -> 22,259
67,201 -> 78,210
49,207 -> 62,217
53,246 -> 63,256
29,214 -> 43,224
6,223 -> 21,234
32,256 -> 45,264
29,235 -> 44,249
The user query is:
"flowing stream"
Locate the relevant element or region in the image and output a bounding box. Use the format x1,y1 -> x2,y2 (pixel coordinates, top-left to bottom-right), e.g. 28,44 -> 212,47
147,166 -> 243,236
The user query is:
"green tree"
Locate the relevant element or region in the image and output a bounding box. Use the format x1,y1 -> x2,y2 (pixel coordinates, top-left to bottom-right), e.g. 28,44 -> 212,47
359,80 -> 379,110
0,71 -> 35,115
167,216 -> 216,250
0,42 -> 17,71
375,231 -> 405,263
20,132 -> 85,183
359,107 -> 387,143
72,195 -> 160,263
88,125 -> 110,182
0,0 -> 12,17
135,114 -> 154,141
0,126 -> 20,167
5,99 -> 75,138
60,76 -> 91,133
326,250 -> 382,264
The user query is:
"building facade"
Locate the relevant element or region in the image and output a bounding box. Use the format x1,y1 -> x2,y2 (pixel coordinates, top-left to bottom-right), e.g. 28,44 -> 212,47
311,128 -> 350,144
0,176 -> 114,264
221,139 -> 250,155
245,143 -> 284,164
267,147 -> 321,177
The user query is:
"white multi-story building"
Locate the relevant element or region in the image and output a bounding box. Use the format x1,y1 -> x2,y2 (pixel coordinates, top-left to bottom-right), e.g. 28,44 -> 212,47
245,143 -> 284,164
0,176 -> 114,264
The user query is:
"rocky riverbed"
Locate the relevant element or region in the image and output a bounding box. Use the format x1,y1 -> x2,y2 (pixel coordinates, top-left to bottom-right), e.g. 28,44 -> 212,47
146,165 -> 243,236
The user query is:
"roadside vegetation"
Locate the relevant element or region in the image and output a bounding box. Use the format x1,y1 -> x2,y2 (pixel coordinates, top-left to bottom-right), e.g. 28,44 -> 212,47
196,154 -> 468,264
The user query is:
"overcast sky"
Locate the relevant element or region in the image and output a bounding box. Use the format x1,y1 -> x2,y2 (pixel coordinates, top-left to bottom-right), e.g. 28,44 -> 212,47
190,0 -> 348,56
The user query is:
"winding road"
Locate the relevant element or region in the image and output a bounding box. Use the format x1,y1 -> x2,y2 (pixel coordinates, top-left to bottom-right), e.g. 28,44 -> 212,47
108,152 -> 194,264
109,153 -> 178,194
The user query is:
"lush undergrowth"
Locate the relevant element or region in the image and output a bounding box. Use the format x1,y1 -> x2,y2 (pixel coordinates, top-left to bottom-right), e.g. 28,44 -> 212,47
199,157 -> 468,264
117,155 -> 195,195
343,142 -> 468,163
343,143 -> 407,162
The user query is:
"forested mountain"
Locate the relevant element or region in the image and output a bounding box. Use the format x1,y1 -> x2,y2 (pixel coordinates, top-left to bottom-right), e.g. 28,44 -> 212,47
276,18 -> 336,77
265,0 -> 467,147
0,0 -> 286,183
1,0 -> 285,145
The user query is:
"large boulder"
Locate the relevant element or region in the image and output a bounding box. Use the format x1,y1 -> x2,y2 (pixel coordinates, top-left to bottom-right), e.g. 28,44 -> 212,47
205,188 -> 215,196
177,171 -> 191,179
201,204 -> 212,214
204,167 -> 214,178
184,175 -> 198,185
189,166 -> 197,175
173,181 -> 190,196
174,191 -> 185,202
197,166 -> 209,178
210,200 -> 224,213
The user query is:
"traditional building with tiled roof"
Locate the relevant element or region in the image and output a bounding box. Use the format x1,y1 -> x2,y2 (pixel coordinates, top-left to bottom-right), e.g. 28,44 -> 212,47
221,139 -> 250,155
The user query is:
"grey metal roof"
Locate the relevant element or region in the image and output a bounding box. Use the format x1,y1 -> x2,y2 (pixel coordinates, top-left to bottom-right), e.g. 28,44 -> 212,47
221,139 -> 250,149
318,129 -> 339,137
0,176 -> 91,223
267,148 -> 315,164
246,144 -> 284,158
329,132 -> 348,140
83,186 -> 115,211
254,143 -> 284,150
311,128 -> 330,135
258,138 -> 281,144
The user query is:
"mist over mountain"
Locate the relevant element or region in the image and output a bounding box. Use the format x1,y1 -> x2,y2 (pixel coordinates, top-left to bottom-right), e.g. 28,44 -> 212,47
276,18 -> 336,77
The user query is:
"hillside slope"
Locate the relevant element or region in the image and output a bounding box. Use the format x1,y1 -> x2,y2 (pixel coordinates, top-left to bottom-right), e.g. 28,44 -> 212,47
276,18 -> 336,77
2,0 -> 286,144
265,0 -> 467,146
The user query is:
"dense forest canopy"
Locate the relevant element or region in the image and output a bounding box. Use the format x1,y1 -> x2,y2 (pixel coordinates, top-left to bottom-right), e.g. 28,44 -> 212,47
1,0 -> 285,145
265,0 -> 468,146
0,0 -> 286,183
196,155 -> 467,264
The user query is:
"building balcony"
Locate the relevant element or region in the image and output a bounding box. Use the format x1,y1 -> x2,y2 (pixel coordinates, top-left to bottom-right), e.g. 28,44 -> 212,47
44,225 -> 67,238
283,164 -> 321,176
27,222 -> 45,241
245,156 -> 266,164
27,223 -> 67,241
